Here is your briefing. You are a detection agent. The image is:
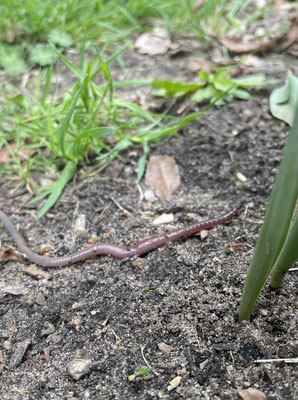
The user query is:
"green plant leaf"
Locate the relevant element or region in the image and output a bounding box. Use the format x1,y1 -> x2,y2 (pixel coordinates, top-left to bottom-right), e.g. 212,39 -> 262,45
136,366 -> 150,376
270,211 -> 298,289
48,29 -> 73,48
233,74 -> 278,87
0,45 -> 27,75
29,44 -> 58,66
239,104 -> 298,321
191,85 -> 217,102
55,80 -> 87,160
269,72 -> 298,126
152,80 -> 204,97
137,141 -> 149,182
50,44 -> 83,78
232,88 -> 251,100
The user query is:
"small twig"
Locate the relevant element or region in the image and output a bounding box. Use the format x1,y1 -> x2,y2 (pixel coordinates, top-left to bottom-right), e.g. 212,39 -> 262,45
86,164 -> 108,177
95,201 -> 112,222
255,358 -> 298,364
110,196 -> 132,215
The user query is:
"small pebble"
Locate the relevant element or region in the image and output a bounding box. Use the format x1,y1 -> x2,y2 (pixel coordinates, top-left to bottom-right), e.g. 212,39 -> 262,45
200,230 -> 208,240
158,342 -> 173,357
41,322 -> 56,336
68,359 -> 93,380
9,339 -> 31,369
35,292 -> 46,306
74,214 -> 86,233
144,189 -> 156,203
131,258 -> 148,269
3,340 -> 12,350
153,213 -> 174,225
198,271 -> 204,280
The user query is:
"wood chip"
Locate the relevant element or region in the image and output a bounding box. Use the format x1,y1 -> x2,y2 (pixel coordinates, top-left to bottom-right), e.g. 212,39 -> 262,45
168,376 -> 182,391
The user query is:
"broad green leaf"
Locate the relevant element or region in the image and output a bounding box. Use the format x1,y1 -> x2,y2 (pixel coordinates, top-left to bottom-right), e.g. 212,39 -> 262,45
136,366 -> 150,376
48,29 -> 73,48
239,105 -> 298,321
152,80 -> 204,97
232,88 -> 251,100
191,85 -> 216,102
213,77 -> 233,92
0,44 -> 27,75
29,44 -> 58,66
233,74 -> 278,87
199,71 -> 214,81
269,72 -> 298,126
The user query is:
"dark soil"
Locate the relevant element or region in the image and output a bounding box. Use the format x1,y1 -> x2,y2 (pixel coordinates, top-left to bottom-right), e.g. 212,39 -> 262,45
0,39 -> 297,400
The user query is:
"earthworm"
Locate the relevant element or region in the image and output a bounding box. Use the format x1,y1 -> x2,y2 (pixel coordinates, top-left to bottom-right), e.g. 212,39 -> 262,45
0,204 -> 241,267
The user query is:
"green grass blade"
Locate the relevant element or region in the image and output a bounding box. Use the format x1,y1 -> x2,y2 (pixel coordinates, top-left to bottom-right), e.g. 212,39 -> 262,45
270,208 -> 298,289
97,52 -> 113,107
28,188 -> 53,204
91,42 -> 130,79
239,105 -> 298,321
137,141 -> 149,183
36,161 -> 77,219
50,44 -> 83,79
41,64 -> 54,107
57,80 -> 86,160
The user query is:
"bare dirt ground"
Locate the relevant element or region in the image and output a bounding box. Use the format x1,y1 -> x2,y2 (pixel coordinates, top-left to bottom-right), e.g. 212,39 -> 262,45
0,40 -> 297,400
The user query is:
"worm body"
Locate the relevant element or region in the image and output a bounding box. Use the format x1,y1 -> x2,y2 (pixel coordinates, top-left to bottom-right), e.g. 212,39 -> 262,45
0,204 -> 241,267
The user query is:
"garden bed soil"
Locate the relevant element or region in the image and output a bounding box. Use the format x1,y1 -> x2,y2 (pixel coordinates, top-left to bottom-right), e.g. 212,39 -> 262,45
0,43 -> 297,400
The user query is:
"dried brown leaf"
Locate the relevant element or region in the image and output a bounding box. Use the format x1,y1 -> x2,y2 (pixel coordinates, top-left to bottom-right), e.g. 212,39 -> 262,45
0,247 -> 23,262
145,155 -> 181,200
216,13 -> 298,55
0,144 -> 36,165
20,265 -> 52,280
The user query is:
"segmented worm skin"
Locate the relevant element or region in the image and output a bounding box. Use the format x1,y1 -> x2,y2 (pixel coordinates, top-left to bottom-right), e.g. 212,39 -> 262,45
0,204 -> 241,267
